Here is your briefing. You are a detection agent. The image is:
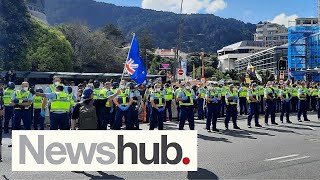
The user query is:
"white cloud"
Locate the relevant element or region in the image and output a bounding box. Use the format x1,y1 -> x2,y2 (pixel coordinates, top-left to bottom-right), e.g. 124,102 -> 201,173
270,13 -> 299,27
141,0 -> 227,14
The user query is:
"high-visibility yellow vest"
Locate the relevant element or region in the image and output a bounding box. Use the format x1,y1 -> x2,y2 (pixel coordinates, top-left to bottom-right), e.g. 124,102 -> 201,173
98,89 -> 107,99
105,90 -> 113,108
247,90 -> 259,103
14,90 -> 31,110
264,88 -> 274,99
298,88 -> 308,100
33,95 -> 43,109
225,90 -> 237,105
175,88 -> 181,98
281,89 -> 290,99
308,88 -> 312,96
216,87 -> 222,94
152,92 -> 165,107
207,90 -> 219,104
50,92 -> 71,113
312,88 -> 318,96
164,88 -> 174,101
259,86 -> 265,96
3,88 -> 14,106
67,94 -> 75,106
221,86 -> 229,96
93,89 -> 101,100
49,83 -> 65,93
180,90 -> 194,106
239,87 -> 248,97
117,89 -> 130,106
198,87 -> 206,98
292,87 -> 298,97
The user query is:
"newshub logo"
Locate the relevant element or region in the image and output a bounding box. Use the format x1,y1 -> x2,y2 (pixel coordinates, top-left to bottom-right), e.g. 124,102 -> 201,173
12,131 -> 197,171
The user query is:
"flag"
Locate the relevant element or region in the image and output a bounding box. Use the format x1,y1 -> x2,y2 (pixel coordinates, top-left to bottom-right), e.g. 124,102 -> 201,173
125,35 -> 147,84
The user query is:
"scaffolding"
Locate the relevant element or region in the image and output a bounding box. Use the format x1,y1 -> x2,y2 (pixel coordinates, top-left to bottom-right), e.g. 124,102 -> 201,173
288,26 -> 320,81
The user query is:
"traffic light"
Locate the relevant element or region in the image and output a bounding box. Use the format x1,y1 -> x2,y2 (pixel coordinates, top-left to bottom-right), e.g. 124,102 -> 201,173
278,60 -> 287,71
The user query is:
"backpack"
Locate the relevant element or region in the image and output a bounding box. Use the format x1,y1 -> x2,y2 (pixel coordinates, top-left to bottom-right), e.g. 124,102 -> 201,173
78,100 -> 98,130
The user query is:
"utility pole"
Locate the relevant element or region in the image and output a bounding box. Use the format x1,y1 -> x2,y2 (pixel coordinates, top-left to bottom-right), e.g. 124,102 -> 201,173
174,0 -> 184,81
201,48 -> 205,78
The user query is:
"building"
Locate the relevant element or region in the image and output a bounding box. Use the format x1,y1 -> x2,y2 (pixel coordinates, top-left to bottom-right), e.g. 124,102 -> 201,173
153,48 -> 188,59
254,22 -> 288,46
295,18 -> 319,26
26,0 -> 48,24
217,41 -> 268,72
235,44 -> 288,73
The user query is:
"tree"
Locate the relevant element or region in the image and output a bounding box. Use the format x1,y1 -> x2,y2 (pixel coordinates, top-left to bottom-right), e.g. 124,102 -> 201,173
0,0 -> 32,70
101,24 -> 125,47
224,69 -> 238,80
258,70 -> 275,85
26,20 -> 73,71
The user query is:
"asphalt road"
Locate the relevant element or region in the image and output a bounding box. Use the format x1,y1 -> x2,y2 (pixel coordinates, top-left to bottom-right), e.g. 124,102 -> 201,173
1,113 -> 320,179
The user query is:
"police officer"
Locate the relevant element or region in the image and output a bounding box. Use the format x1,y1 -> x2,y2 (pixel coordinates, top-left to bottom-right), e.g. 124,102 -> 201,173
258,83 -> 265,114
291,84 -> 299,112
225,84 -> 240,130
205,82 -> 221,132
110,82 -> 119,127
220,83 -> 229,117
67,86 -> 77,128
164,83 -> 174,122
129,82 -> 141,130
92,80 -> 108,130
144,85 -> 152,123
11,82 -> 33,130
264,81 -> 278,125
310,85 -> 318,111
150,83 -> 166,130
238,83 -> 248,115
103,82 -> 114,129
113,80 -> 133,130
175,84 -> 183,122
197,83 -> 206,120
36,85 -> 71,130
279,84 -> 292,124
247,83 -> 262,128
298,82 -> 310,122
177,82 -> 196,130
33,88 -> 45,130
0,85 -> 4,161
3,82 -> 15,133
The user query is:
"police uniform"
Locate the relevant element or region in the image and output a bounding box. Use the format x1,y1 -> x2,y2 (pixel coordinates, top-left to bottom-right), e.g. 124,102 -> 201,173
131,89 -> 141,130
11,89 -> 33,130
178,89 -> 196,130
110,88 -> 118,127
94,88 -> 108,130
317,89 -> 320,119
310,87 -> 318,111
220,85 -> 229,117
150,90 -> 165,130
3,88 -> 14,133
258,85 -> 265,114
33,95 -> 45,130
264,87 -> 277,125
113,89 -> 133,130
238,86 -> 248,115
291,86 -> 299,112
197,86 -> 206,120
205,88 -> 220,131
225,90 -> 239,130
145,88 -> 152,123
104,89 -> 114,129
298,87 -> 310,122
175,87 -> 182,121
280,88 -> 291,123
45,91 -> 71,130
164,87 -> 174,121
247,89 -> 260,127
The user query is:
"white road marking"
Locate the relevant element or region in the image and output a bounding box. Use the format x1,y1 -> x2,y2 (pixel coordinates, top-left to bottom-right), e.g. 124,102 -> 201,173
264,154 -> 300,162
278,156 -> 310,163
306,126 -> 316,130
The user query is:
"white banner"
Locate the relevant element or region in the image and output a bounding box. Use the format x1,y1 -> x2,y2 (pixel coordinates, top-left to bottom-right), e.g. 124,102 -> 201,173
12,131 -> 197,172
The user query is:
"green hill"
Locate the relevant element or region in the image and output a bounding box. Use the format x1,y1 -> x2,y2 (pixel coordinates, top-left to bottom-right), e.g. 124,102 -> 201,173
45,0 -> 256,52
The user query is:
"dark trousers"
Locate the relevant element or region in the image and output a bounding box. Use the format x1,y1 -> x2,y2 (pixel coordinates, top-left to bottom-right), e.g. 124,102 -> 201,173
206,103 -> 219,130
179,106 -> 195,130
13,109 -> 32,130
310,96 -> 317,111
113,107 -> 132,130
280,101 -> 290,122
265,100 -> 276,124
165,100 -> 172,121
33,109 -> 45,130
291,97 -> 298,112
146,102 -> 152,123
298,100 -> 308,121
239,97 -> 248,115
131,105 -> 139,129
3,106 -> 13,132
260,95 -> 265,113
176,103 -> 180,121
97,107 -> 107,130
150,108 -> 164,130
225,105 -> 238,128
50,112 -> 69,130
197,98 -> 205,119
220,96 -> 226,117
104,107 -> 112,130
110,106 -> 116,127
248,103 -> 259,126
306,96 -> 310,111
317,100 -> 320,118
276,97 -> 281,113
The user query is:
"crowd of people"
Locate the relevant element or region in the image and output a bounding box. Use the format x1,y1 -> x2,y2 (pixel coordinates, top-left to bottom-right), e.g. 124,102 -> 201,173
0,76 -> 319,134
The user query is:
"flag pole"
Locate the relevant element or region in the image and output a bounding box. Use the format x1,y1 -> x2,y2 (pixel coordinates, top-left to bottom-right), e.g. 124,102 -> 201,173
121,33 -> 136,82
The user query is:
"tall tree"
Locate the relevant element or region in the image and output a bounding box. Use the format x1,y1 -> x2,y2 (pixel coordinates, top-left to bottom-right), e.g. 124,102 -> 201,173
101,24 -> 124,47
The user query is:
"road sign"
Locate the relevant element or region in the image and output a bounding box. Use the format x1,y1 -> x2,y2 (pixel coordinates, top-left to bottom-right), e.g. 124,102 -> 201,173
200,77 -> 206,83
160,63 -> 170,69
178,69 -> 184,76
279,71 -> 285,80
